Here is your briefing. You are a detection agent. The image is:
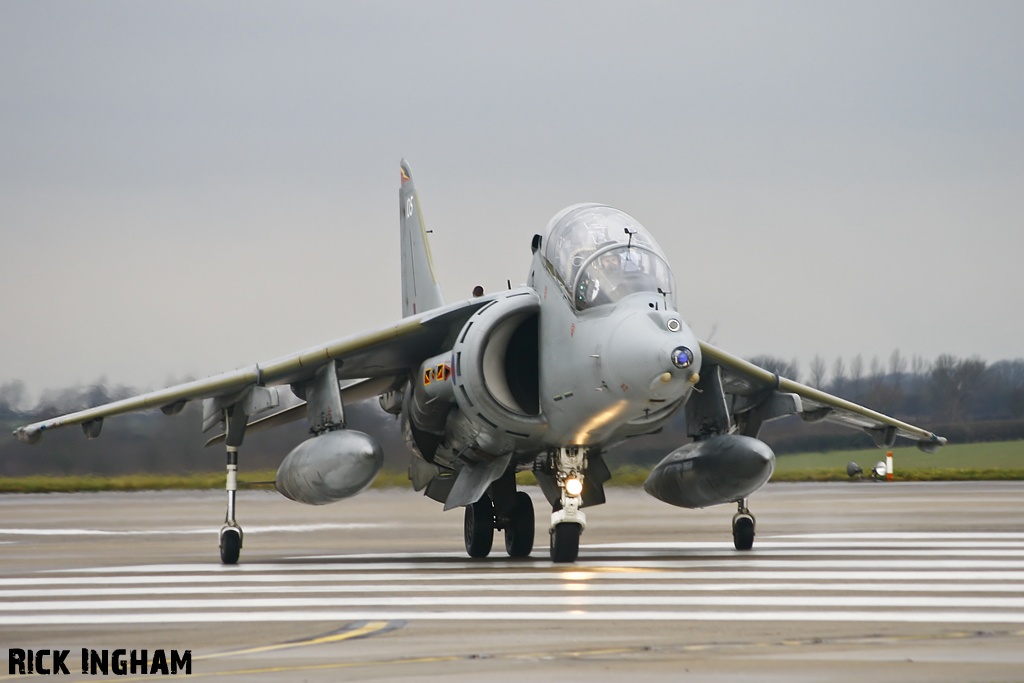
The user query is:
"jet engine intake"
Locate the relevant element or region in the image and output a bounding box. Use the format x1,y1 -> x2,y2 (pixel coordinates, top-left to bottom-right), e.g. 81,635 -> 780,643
643,434 -> 775,509
445,289 -> 547,451
275,430 -> 383,505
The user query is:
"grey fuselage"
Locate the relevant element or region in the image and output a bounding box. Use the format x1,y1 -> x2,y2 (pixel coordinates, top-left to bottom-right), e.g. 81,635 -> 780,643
411,204 -> 703,473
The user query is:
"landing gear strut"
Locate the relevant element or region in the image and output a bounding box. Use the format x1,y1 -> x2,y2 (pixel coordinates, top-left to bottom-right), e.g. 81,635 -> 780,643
732,498 -> 755,551
219,406 -> 248,565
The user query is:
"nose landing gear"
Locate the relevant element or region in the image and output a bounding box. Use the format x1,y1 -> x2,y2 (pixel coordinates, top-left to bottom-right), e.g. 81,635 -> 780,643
549,447 -> 587,563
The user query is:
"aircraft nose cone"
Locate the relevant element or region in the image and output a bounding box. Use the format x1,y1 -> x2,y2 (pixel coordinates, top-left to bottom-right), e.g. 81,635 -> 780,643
604,300 -> 701,401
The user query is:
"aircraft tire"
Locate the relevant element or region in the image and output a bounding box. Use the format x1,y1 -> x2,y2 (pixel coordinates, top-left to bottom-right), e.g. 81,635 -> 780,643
464,494 -> 494,558
220,528 -> 241,565
550,522 -> 581,563
504,491 -> 535,558
733,516 -> 755,551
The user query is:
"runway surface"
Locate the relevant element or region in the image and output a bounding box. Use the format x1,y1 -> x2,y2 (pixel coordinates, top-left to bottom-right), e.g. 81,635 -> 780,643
2,482 -> 1023,681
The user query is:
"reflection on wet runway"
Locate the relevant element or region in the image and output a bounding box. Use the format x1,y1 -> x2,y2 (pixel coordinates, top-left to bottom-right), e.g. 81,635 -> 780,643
5,532 -> 1024,626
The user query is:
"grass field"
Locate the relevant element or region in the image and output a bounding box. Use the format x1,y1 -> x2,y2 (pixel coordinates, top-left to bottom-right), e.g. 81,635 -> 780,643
773,440 -> 1024,472
2,441 -> 1022,493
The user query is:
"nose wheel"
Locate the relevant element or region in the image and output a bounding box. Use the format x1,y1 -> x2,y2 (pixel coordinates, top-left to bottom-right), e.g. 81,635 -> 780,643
550,522 -> 581,563
732,498 -> 755,550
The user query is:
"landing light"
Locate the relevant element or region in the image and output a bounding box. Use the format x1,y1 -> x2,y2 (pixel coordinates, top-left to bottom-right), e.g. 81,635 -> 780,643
565,478 -> 583,496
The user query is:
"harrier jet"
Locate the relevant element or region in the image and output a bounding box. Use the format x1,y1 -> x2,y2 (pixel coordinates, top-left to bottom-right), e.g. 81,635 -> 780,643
15,161 -> 946,564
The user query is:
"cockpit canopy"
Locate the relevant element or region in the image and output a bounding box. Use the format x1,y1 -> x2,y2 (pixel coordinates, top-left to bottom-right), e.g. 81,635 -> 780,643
543,204 -> 676,311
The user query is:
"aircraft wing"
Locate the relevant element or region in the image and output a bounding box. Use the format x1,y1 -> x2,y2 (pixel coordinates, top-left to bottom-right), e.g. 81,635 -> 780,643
13,296 -> 495,444
699,341 -> 947,452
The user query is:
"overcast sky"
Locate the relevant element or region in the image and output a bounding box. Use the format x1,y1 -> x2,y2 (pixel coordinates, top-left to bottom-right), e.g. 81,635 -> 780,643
2,1 -> 1022,400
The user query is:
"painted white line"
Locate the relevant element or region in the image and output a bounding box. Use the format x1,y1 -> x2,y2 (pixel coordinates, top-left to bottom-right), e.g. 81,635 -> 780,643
0,523 -> 387,537
43,558 -> 1024,574
579,549 -> 1024,558
587,541 -> 1024,549
6,595 -> 1024,611
769,533 -> 1024,540
3,582 -> 1023,599
7,570 -> 1024,587
304,547 -> 1024,560
3,610 -> 1024,626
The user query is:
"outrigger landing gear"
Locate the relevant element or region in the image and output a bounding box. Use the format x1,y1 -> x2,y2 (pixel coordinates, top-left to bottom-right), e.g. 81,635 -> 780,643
218,406 -> 248,565
549,447 -> 586,563
219,446 -> 242,564
732,498 -> 755,551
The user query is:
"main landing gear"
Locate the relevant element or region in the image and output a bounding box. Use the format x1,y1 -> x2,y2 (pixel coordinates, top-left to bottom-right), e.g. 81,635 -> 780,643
464,472 -> 536,558
732,498 -> 755,551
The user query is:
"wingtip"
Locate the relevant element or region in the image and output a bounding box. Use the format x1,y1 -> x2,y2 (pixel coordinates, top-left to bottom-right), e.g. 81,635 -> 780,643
14,425 -> 42,444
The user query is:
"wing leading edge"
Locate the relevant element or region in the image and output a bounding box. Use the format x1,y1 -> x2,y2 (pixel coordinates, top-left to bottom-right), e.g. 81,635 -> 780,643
699,341 -> 947,452
14,295 -> 498,444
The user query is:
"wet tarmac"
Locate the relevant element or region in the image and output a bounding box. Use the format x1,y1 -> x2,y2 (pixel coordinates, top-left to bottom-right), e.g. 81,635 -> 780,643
2,482 -> 1023,681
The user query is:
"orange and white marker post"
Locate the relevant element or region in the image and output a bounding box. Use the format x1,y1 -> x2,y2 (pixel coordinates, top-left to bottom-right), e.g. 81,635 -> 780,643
886,451 -> 894,481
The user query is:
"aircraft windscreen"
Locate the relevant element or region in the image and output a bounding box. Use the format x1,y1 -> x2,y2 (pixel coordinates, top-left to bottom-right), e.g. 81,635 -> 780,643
544,204 -> 675,310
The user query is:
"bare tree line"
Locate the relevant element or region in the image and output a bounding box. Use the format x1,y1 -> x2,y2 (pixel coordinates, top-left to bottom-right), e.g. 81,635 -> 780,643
750,352 -> 1024,422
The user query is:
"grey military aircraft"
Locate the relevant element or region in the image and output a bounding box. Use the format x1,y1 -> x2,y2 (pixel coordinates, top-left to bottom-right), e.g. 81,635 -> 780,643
15,161 -> 947,564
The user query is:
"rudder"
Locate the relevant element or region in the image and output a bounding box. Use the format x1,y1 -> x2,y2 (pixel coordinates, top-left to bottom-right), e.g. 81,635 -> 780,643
399,159 -> 445,317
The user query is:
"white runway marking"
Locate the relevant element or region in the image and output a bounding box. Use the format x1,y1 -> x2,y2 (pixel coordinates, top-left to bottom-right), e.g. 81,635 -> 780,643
3,582 -> 1022,599
0,523 -> 387,537
5,533 -> 1023,626
5,570 -> 1024,586
5,610 -> 1024,626
771,532 -> 1024,540
46,558 -> 1024,572
7,595 -> 1024,611
589,540 -> 1024,549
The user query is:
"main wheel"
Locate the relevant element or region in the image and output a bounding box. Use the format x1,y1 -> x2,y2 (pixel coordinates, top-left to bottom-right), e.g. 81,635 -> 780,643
464,494 -> 494,558
733,516 -> 755,551
550,522 -> 581,563
220,527 -> 241,565
504,491 -> 535,558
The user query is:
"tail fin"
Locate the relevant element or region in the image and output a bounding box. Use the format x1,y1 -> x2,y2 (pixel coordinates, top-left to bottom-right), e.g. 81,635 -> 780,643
399,159 -> 445,317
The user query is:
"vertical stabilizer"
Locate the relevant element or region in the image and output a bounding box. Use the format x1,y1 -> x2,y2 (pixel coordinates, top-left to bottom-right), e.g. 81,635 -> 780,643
399,159 -> 445,317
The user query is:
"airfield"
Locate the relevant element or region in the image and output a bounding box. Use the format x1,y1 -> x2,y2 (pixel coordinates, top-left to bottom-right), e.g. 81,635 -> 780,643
2,482 -> 1023,682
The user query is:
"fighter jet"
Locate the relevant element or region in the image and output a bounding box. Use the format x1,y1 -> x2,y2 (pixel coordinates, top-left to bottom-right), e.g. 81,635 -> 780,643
14,161 -> 947,564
